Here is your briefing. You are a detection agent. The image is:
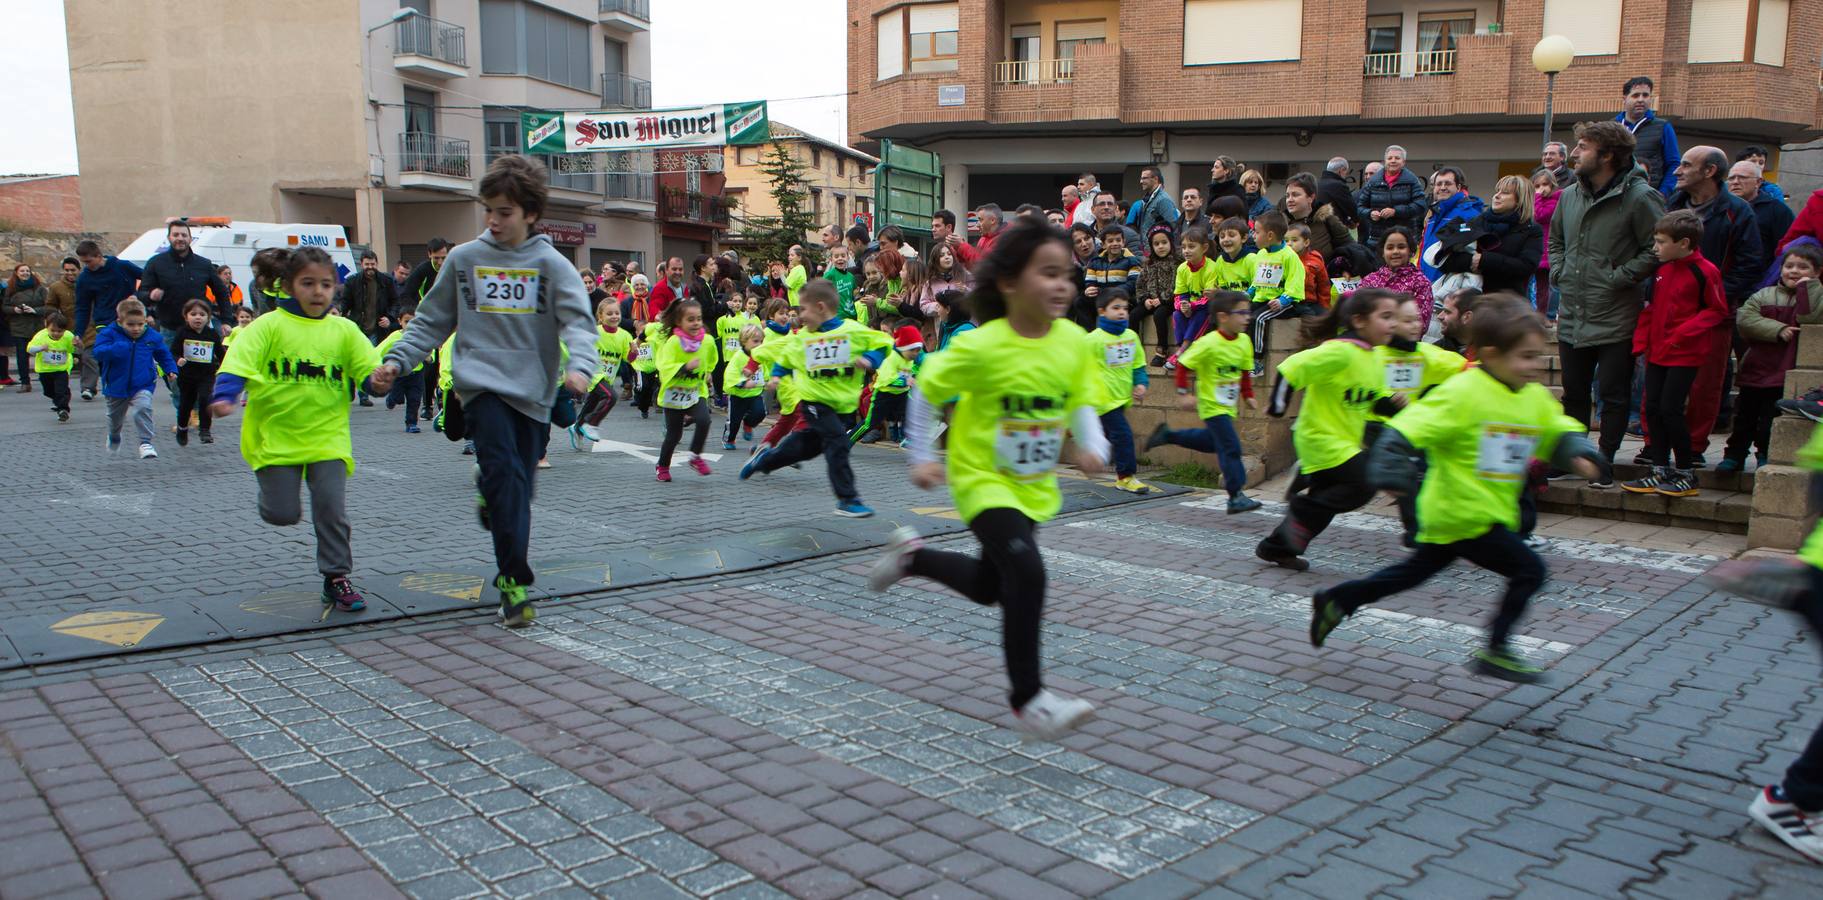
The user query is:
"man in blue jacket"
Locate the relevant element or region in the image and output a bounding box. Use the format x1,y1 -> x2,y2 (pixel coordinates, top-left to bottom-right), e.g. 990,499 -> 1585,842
1616,76 -> 1680,197
1419,167 -> 1485,281
73,239 -> 142,401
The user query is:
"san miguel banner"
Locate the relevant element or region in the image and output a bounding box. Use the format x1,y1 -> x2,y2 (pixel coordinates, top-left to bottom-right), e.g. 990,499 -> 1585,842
523,101 -> 768,154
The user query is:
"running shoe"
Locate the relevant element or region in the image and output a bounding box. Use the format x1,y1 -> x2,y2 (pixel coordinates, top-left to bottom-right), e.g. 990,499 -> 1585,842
1620,466 -> 1667,493
1309,591 -> 1345,648
1522,534 -> 1549,551
175,428 -> 189,447
742,428 -> 754,441
1689,453 -> 1708,470
386,396 -> 397,410
1702,557 -> 1813,609
321,576 -> 366,612
1631,450 -> 1653,466
1715,457 -> 1744,474
57,410 -> 69,422
536,458 -> 551,470
834,500 -> 874,518
462,440 -> 476,455
740,446 -> 772,480
867,526 -> 923,593
81,388 -> 94,401
1226,494 -> 1262,514
721,441 -> 737,450
1656,470 -> 1699,498
106,433 -> 120,455
1779,389 -> 1823,422
199,429 -> 213,444
496,576 -> 536,628
1113,476 -> 1152,494
1255,542 -> 1310,572
1012,690 -> 1096,742
358,396 -> 373,407
405,424 -> 420,434
567,424 -> 584,451
1150,353 -> 1166,368
138,443 -> 158,459
1750,785 -> 1823,864
1143,423 -> 1170,451
686,455 -> 711,476
1587,476 -> 1615,489
1471,646 -> 1545,683
655,465 -> 672,482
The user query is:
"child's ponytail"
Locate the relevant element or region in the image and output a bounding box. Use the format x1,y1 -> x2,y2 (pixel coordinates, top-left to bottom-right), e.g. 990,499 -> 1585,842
964,218 -> 1069,324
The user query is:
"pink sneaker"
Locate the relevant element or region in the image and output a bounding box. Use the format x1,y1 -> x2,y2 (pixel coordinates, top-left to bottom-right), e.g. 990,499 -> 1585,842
655,465 -> 672,482
687,455 -> 712,476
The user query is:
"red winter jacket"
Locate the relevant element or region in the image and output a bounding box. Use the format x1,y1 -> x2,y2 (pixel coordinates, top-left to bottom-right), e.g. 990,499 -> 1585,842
1632,253 -> 1728,367
1780,189 -> 1823,254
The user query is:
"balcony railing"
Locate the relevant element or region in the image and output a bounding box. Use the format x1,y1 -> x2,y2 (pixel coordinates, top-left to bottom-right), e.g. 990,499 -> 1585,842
394,13 -> 467,67
661,190 -> 730,225
1363,49 -> 1457,77
994,58 -> 1074,85
400,133 -> 471,179
599,0 -> 650,19
601,73 -> 653,109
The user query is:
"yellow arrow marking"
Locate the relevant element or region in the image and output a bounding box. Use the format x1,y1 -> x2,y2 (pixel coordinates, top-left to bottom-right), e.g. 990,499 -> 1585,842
910,506 -> 962,520
543,562 -> 613,586
649,548 -> 723,569
241,592 -> 334,623
400,573 -> 485,602
51,611 -> 165,647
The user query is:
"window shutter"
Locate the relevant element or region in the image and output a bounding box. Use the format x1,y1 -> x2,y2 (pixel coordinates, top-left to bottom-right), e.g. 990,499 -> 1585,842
1542,0 -> 1620,56
1056,20 -> 1106,42
907,3 -> 957,34
1755,0 -> 1789,65
1687,0 -> 1749,63
876,11 -> 904,80
1183,0 -> 1302,65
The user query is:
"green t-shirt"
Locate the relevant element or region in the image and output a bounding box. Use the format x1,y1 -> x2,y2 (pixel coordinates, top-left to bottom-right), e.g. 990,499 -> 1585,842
1277,338 -> 1385,474
375,330 -> 422,374
1369,342 -> 1466,423
1084,326 -> 1144,414
1247,244 -> 1306,305
757,323 -> 800,413
1177,330 -> 1254,419
218,309 -> 380,473
631,321 -> 664,373
784,264 -> 807,307
827,270 -> 857,319
752,318 -> 891,414
654,331 -> 720,409
874,348 -> 920,395
1210,251 -> 1253,293
723,346 -> 764,397
1173,258 -> 1222,300
1799,428 -> 1823,569
1391,367 -> 1580,544
716,312 -> 754,357
591,326 -> 632,388
918,318 -> 1098,525
26,329 -> 75,373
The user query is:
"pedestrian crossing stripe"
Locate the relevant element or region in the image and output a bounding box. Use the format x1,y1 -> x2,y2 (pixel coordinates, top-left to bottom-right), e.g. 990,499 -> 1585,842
50,611 -> 164,647
399,573 -> 485,602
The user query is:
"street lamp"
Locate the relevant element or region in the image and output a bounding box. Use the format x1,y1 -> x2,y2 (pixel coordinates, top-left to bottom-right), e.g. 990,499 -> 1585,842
1532,35 -> 1575,151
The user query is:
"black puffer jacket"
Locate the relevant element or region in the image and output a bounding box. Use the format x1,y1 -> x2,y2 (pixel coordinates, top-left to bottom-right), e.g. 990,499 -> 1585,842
1355,168 -> 1429,245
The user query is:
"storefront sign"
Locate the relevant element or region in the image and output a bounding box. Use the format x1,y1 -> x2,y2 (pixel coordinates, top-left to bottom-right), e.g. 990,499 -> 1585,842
537,221 -> 596,245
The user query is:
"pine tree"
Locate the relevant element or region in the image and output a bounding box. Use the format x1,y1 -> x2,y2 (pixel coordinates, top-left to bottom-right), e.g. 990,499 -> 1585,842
743,142 -> 822,269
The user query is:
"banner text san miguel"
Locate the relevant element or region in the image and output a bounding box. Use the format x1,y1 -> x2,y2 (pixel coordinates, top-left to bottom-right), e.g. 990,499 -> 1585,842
522,101 -> 769,154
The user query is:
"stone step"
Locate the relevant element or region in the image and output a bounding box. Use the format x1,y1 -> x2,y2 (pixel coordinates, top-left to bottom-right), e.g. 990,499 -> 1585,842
1538,480 -> 1752,534
1770,414 -> 1814,466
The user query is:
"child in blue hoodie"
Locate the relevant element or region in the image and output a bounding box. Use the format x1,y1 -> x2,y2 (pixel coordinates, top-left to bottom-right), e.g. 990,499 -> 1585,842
372,156 -> 598,628
92,297 -> 177,459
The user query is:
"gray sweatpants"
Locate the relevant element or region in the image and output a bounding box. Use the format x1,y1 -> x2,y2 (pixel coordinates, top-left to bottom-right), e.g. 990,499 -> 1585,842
106,390 -> 155,446
256,460 -> 352,577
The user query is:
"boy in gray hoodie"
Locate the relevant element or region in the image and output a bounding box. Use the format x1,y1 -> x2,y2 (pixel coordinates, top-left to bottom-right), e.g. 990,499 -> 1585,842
371,155 -> 597,627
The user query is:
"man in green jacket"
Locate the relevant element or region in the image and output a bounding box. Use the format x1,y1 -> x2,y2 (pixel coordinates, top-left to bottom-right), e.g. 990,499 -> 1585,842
1550,119 -> 1665,478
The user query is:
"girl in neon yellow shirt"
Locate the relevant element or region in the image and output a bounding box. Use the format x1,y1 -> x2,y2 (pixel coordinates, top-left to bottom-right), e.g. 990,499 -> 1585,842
1309,295 -> 1607,682
653,298 -> 718,481
569,298 -> 632,447
1370,294 -> 1467,545
866,219 -> 1111,743
1255,287 -> 1404,572
722,324 -> 767,449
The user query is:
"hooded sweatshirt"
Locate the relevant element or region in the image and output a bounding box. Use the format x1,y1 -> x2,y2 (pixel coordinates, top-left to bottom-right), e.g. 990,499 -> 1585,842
381,230 -> 597,423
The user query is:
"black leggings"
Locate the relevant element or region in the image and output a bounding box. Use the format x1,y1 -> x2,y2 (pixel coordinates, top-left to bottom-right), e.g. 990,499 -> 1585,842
1327,525 -> 1546,650
658,399 -> 710,466
1643,362 -> 1699,469
1257,452 -> 1377,559
906,508 -> 1046,710
176,372 -> 214,431
635,371 -> 658,414
1143,298 -> 1175,357
725,393 -> 765,442
1725,384 -> 1781,462
578,382 -> 618,426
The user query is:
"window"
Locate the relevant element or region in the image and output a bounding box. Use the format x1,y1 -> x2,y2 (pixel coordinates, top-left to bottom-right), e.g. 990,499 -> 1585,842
1010,23 -> 1040,63
478,0 -> 592,91
1055,20 -> 1106,64
811,146 -> 823,169
1417,11 -> 1474,54
875,9 -> 904,79
603,37 -> 626,76
1542,0 -> 1619,56
1755,0 -> 1789,65
1365,15 -> 1400,54
811,189 -> 823,219
836,194 -> 847,225
909,4 -> 959,73
1688,0 -> 1749,62
404,87 -> 437,135
483,109 -> 519,163
835,157 -> 845,178
1184,0 -> 1302,65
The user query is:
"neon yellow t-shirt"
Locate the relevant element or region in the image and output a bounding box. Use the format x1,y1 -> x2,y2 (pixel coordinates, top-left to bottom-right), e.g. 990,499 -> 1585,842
723,347 -> 764,398
26,329 -> 75,373
591,326 -> 632,388
1390,367 -> 1580,544
1210,251 -> 1253,293
1277,338 -> 1385,474
1084,327 -> 1144,414
1369,342 -> 1465,422
1247,244 -> 1306,305
1173,258 -> 1221,300
631,322 -> 664,373
785,265 -> 807,307
754,319 -> 891,414
655,331 -> 719,409
874,348 -> 920,395
437,334 -> 456,390
918,318 -> 1098,524
717,312 -> 754,356
375,331 -> 423,374
1798,428 -> 1823,569
217,309 -> 380,473
757,323 -> 800,414
1177,330 -> 1254,419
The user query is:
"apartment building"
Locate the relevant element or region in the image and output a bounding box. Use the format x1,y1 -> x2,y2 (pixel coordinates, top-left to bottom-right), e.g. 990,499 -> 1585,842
719,123 -> 881,252
848,0 -> 1823,214
65,0 -> 662,271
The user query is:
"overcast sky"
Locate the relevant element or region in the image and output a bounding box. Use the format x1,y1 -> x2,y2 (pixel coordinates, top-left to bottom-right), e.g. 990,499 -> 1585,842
0,0 -> 847,175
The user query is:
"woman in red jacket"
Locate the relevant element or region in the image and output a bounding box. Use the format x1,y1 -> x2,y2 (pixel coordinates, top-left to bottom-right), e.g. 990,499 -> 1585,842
1624,211 -> 1730,498
1780,188 -> 1823,255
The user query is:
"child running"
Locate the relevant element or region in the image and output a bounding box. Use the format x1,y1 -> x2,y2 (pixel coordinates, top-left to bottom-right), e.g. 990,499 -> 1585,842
752,298 -> 803,449
1308,294 -> 1609,682
867,218 -> 1110,741
208,246 -> 382,612
867,324 -> 925,446
169,299 -> 225,446
1085,290 -> 1152,493
569,298 -> 630,447
376,311 -> 427,432
372,155 -> 598,628
741,279 -> 891,517
25,311 -> 76,421
1147,291 -> 1261,512
93,298 -> 178,459
654,297 -> 718,481
1256,287 -> 1404,571
722,324 -> 767,449
1370,293 -> 1467,543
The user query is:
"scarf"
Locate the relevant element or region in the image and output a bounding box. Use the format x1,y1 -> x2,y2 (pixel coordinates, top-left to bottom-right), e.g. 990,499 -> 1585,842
1097,317 -> 1128,335
5,275 -> 40,298
277,297 -> 326,319
1481,208 -> 1520,240
1383,167 -> 1400,186
765,320 -> 790,336
677,326 -> 705,352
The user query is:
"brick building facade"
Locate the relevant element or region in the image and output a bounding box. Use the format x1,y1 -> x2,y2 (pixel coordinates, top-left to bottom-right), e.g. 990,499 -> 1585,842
848,0 -> 1822,216
0,175 -> 83,233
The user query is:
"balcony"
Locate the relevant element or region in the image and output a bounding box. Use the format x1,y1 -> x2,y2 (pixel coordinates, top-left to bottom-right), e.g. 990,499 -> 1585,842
598,0 -> 650,32
601,73 -> 653,110
1362,48 -> 1456,78
393,13 -> 467,79
660,189 -> 730,228
994,58 -> 1074,85
398,133 -> 472,192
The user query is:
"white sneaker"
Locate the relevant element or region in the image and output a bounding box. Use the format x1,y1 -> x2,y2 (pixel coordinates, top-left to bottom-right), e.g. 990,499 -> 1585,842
867,527 -> 923,593
1750,785 -> 1823,863
138,443 -> 158,459
1011,690 -> 1095,742
1521,534 -> 1549,551
580,424 -> 601,442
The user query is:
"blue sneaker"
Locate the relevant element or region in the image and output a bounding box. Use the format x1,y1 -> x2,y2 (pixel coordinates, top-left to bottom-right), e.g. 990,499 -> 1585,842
721,441 -> 737,451
834,500 -> 874,518
740,446 -> 772,480
405,424 -> 421,434
568,423 -> 583,451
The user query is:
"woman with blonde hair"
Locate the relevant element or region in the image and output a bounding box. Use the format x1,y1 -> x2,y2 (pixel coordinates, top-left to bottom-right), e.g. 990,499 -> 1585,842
1444,174 -> 1544,297
1240,169 -> 1272,219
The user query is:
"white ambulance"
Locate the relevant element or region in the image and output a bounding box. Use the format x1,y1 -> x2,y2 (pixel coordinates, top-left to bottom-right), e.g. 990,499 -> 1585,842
118,219 -> 360,299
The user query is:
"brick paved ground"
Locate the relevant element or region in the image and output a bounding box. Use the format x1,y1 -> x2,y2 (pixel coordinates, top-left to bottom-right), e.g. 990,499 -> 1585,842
3,386 -> 1822,897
